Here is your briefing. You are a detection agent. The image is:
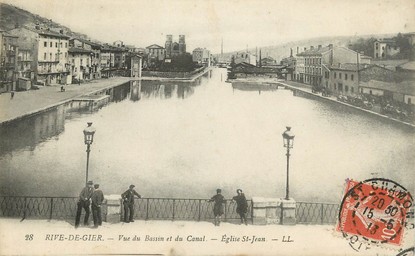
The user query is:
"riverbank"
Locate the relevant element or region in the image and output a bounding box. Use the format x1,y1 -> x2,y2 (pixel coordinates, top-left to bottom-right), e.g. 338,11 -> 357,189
0,77 -> 131,125
139,66 -> 212,82
230,78 -> 415,128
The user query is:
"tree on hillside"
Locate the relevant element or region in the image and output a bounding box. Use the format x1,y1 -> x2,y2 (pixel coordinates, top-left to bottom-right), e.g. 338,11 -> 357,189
349,37 -> 376,57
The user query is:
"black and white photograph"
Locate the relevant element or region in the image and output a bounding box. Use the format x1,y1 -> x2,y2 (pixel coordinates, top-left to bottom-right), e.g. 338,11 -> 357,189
0,0 -> 414,255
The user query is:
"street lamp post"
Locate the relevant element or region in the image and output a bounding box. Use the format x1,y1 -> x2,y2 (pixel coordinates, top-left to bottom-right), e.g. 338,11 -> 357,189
282,126 -> 295,200
83,122 -> 96,186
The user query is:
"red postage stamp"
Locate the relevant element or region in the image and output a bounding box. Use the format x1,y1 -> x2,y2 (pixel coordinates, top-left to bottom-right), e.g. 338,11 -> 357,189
337,178 -> 413,246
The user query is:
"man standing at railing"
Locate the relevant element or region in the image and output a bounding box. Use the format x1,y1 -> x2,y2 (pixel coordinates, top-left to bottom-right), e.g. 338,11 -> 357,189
232,189 -> 248,225
121,185 -> 142,223
91,184 -> 104,228
75,180 -> 94,228
208,189 -> 225,226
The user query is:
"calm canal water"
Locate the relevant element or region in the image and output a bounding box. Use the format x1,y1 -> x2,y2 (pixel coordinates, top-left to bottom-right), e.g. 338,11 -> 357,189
0,68 -> 414,202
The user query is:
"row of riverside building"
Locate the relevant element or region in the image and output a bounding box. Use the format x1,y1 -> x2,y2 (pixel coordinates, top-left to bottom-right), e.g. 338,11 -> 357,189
1,24 -> 212,94
292,40 -> 415,106
0,24 -> 135,93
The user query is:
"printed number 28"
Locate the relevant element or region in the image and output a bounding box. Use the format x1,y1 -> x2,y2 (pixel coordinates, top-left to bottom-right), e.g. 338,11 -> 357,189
25,234 -> 33,241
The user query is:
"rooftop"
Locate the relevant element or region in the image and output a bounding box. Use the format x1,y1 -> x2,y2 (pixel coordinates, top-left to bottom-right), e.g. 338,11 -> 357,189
296,46 -> 331,56
22,26 -> 70,39
146,44 -> 164,49
68,47 -> 93,54
397,61 -> 415,71
360,79 -> 415,95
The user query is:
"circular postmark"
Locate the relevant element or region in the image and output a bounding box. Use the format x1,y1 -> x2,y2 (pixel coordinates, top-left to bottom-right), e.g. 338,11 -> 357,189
396,247 -> 414,256
337,178 -> 413,249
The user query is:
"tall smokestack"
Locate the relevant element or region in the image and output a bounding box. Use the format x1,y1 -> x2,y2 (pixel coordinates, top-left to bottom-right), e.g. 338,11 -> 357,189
290,48 -> 293,57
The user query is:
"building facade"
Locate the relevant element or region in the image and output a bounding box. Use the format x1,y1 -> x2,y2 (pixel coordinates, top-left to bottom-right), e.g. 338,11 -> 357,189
69,38 -> 102,79
374,39 -> 400,59
165,35 -> 186,59
8,26 -> 71,85
68,47 -> 93,81
192,48 -> 210,66
0,31 -> 18,93
146,44 -> 165,61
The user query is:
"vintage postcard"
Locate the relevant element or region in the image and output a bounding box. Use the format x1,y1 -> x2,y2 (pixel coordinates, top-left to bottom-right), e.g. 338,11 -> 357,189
0,0 -> 414,255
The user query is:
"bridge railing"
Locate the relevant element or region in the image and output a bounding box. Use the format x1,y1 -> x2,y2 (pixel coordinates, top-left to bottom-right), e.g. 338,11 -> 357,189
1,196 -> 346,225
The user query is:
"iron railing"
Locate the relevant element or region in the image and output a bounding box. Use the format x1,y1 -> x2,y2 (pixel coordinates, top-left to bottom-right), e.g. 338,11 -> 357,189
296,201 -> 339,224
127,198 -> 253,222
1,196 -> 345,225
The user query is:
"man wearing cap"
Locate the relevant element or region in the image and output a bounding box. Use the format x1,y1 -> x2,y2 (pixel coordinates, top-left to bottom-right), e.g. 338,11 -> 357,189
91,184 -> 104,228
208,189 -> 225,226
75,181 -> 94,228
121,185 -> 142,223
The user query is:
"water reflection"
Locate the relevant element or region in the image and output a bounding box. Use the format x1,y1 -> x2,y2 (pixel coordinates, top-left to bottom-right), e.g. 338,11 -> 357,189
0,105 -> 65,156
0,79 -> 200,157
139,81 -> 195,100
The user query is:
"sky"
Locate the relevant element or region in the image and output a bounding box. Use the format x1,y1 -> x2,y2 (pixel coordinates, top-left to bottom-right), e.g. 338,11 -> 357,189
2,0 -> 415,54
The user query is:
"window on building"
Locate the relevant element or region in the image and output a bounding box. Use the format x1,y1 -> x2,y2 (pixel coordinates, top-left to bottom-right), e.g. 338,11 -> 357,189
44,42 -> 47,47
351,74 -> 354,81
382,46 -> 384,50
345,74 -> 348,80
60,42 -> 62,47
65,52 -> 67,58
334,72 -> 336,79
56,42 -> 58,48
50,42 -> 52,47
65,43 -> 68,48
44,53 -> 47,60
345,85 -> 349,92
376,43 -> 378,50
339,73 -> 342,79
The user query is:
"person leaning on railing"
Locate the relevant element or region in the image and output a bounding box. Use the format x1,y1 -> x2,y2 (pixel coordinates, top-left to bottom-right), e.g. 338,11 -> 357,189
231,189 -> 248,225
207,189 -> 225,226
121,185 -> 142,223
75,180 -> 94,228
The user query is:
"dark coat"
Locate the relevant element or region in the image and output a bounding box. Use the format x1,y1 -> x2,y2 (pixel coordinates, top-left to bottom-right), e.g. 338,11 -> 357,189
233,193 -> 248,214
91,189 -> 104,207
121,189 -> 141,205
79,186 -> 94,202
209,194 -> 225,216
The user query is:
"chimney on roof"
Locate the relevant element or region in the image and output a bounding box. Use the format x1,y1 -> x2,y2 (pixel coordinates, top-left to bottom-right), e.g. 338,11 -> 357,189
59,29 -> 64,34
310,46 -> 314,50
290,48 -> 293,57
304,47 -> 307,51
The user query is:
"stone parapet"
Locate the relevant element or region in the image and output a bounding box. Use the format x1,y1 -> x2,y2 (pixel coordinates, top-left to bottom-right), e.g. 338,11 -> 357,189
105,194 -> 122,223
281,198 -> 296,225
251,197 -> 282,225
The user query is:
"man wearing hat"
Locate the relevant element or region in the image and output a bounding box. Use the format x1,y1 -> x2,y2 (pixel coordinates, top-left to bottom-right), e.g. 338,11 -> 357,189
75,181 -> 94,228
91,184 -> 104,228
121,185 -> 142,223
207,189 -> 225,226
